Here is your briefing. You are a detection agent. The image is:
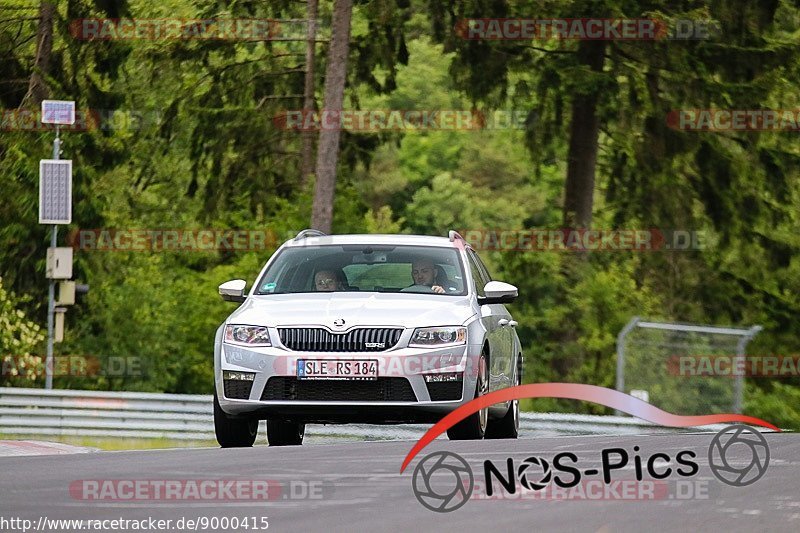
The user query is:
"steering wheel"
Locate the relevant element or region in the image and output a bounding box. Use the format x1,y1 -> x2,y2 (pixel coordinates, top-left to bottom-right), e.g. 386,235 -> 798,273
403,284 -> 435,293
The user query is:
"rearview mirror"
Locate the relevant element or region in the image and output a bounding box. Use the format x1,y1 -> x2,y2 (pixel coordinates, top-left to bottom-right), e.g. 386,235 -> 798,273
478,280 -> 518,305
219,279 -> 247,303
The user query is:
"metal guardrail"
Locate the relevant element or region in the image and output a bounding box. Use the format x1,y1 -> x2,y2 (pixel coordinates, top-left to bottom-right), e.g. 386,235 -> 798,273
0,387 -> 704,441
0,388 -> 212,440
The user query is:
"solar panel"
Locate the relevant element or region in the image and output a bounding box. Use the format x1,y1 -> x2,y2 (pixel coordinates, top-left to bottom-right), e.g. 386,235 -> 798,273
39,159 -> 72,224
41,100 -> 76,125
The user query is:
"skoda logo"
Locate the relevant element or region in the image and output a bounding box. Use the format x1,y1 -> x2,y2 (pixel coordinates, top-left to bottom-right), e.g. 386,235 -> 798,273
332,318 -> 346,328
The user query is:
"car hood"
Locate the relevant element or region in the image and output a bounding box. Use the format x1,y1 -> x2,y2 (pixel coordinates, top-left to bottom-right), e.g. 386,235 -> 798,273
227,292 -> 476,329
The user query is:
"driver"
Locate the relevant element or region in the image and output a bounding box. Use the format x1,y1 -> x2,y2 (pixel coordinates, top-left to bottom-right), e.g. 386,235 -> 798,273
410,260 -> 446,294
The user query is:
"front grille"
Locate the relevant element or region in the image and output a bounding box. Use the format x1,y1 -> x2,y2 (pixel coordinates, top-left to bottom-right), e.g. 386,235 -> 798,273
278,327 -> 403,352
223,379 -> 253,400
426,381 -> 463,401
261,377 -> 417,402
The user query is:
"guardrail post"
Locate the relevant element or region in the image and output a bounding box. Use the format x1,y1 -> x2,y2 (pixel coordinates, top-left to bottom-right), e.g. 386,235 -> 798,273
733,325 -> 763,414
615,316 -> 640,414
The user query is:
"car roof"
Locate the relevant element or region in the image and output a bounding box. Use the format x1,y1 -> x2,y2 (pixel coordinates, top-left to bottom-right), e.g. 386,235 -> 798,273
282,233 -> 468,249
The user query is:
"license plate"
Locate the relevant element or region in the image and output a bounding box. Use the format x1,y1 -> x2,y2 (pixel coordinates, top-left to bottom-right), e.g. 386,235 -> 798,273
297,359 -> 378,380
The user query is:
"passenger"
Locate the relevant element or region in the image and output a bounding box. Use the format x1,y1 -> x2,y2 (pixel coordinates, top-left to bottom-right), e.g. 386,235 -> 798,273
314,269 -> 346,292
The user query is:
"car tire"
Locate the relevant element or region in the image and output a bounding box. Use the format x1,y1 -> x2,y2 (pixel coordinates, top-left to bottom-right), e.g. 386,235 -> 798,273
214,391 -> 258,448
485,354 -> 521,439
447,352 -> 488,440
267,419 -> 305,446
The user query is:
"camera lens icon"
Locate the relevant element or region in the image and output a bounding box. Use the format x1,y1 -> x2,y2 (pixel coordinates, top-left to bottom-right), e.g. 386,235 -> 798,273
411,451 -> 474,513
517,456 -> 552,491
708,424 -> 770,487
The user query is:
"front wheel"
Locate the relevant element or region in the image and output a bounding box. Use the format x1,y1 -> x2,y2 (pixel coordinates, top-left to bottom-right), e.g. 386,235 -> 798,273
447,353 -> 488,440
485,354 -> 521,439
214,391 -> 258,448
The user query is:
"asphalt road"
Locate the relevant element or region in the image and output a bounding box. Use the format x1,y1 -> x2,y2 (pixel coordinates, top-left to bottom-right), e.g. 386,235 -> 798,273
1,431 -> 798,532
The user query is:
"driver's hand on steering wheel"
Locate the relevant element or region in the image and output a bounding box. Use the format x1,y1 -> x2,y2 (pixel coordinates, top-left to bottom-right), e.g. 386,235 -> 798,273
431,285 -> 445,294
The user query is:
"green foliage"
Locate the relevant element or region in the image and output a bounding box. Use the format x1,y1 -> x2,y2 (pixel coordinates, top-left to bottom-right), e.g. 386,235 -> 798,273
0,0 -> 798,430
0,277 -> 45,386
364,205 -> 406,234
746,382 -> 800,430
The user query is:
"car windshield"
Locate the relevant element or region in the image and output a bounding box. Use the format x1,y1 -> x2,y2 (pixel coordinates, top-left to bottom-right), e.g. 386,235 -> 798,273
254,244 -> 467,295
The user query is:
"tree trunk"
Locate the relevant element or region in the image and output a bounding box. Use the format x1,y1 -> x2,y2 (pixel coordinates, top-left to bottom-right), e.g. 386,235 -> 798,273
310,0 -> 352,233
562,40 -> 606,229
552,41 -> 607,379
299,0 -> 318,186
23,1 -> 54,107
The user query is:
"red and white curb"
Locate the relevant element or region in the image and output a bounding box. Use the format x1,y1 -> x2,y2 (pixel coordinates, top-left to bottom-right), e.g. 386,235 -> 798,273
0,440 -> 97,457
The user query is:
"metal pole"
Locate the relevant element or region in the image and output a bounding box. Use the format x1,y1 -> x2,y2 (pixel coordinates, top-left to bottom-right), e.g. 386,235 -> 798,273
615,316 -> 640,415
45,126 -> 60,389
616,316 -> 640,393
733,325 -> 762,414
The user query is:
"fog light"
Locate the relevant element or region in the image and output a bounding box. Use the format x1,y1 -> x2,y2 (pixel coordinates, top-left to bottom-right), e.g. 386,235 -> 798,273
223,371 -> 255,381
423,372 -> 462,383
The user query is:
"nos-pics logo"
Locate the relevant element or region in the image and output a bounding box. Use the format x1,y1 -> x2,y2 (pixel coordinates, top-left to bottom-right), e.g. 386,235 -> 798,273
411,424 -> 770,513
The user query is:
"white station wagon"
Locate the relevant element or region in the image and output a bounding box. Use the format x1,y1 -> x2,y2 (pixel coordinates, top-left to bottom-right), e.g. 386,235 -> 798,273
214,230 -> 522,446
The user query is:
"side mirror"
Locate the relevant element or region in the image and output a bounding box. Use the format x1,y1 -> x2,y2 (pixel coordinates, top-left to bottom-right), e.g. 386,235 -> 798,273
478,280 -> 518,305
219,279 -> 247,303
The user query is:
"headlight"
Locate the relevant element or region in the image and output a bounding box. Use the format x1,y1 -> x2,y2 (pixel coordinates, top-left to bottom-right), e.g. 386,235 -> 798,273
409,326 -> 466,348
224,325 -> 271,346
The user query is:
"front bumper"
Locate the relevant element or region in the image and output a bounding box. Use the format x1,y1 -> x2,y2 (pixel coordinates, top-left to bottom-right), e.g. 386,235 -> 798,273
214,327 -> 482,423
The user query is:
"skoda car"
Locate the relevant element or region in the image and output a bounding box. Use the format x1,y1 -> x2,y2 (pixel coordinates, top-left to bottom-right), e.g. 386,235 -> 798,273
213,230 -> 522,446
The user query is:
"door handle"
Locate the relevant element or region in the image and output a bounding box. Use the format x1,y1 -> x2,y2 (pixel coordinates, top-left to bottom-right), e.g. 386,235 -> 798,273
498,318 -> 509,327
509,320 -> 518,327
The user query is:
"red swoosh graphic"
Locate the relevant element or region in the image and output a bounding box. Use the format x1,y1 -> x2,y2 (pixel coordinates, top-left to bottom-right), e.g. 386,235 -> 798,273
400,383 -> 779,473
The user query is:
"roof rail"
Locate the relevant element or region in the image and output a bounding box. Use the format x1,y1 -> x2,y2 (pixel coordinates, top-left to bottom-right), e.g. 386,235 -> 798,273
448,230 -> 465,242
294,229 -> 327,241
